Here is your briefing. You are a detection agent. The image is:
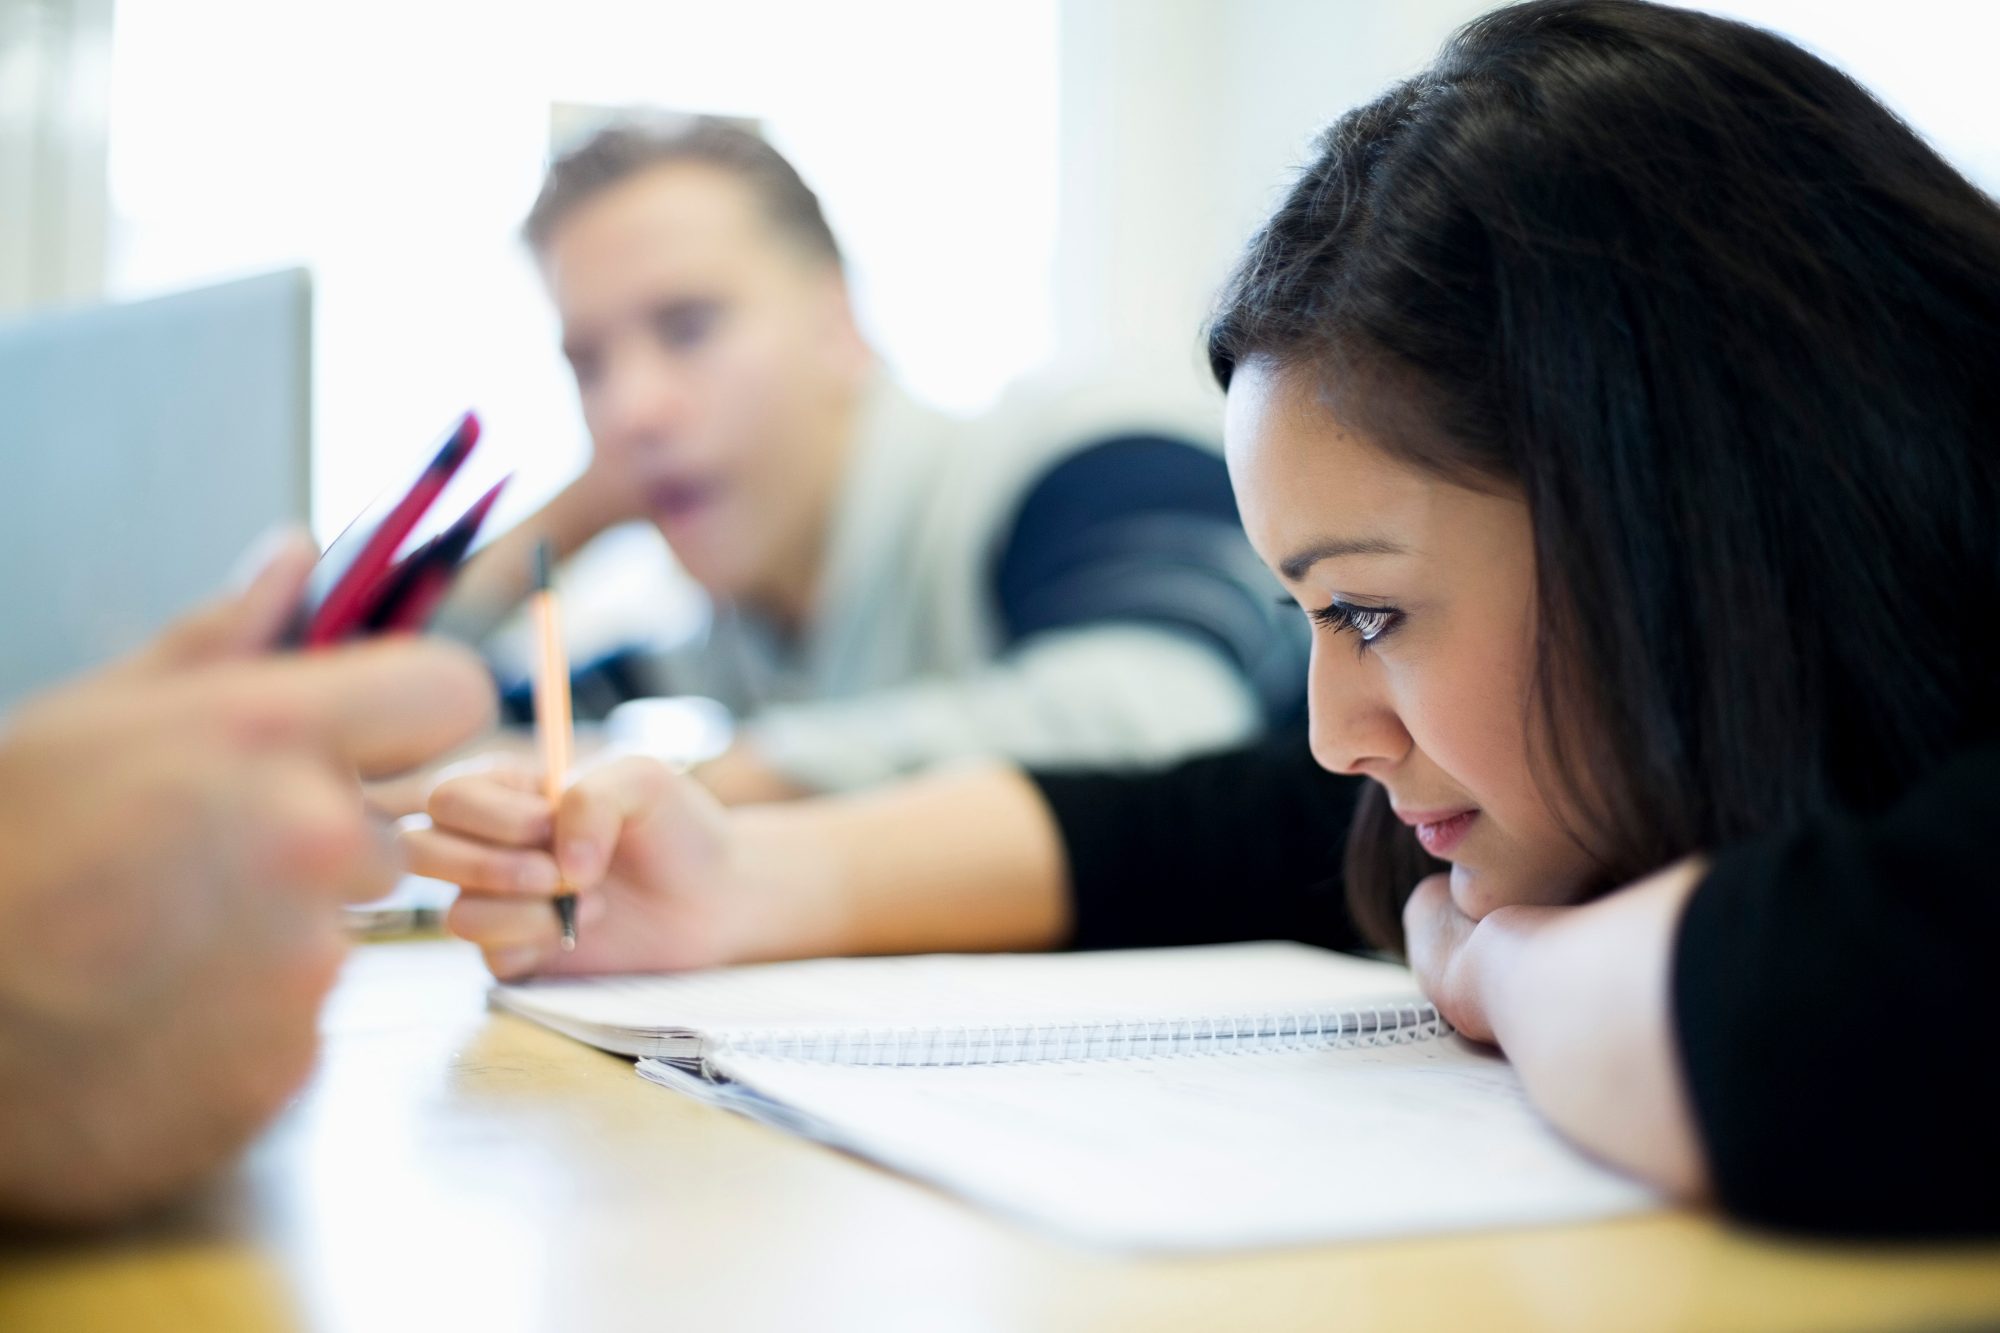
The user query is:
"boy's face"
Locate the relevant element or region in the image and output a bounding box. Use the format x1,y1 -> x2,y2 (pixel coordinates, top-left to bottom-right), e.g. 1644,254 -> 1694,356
542,161 -> 866,609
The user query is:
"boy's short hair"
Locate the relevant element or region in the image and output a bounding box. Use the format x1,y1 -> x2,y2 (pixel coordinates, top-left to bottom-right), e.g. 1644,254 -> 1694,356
524,115 -> 841,265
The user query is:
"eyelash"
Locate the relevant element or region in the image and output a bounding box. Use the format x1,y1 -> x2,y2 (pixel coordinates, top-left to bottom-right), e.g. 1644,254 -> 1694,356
1292,598 -> 1405,651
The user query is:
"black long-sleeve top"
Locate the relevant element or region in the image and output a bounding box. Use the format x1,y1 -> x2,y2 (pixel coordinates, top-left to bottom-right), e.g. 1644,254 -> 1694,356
1031,730 -> 2000,1237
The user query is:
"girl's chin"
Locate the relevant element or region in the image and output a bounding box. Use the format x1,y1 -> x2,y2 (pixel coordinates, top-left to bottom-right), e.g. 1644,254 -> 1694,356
1447,858 -> 1596,919
1446,862 -> 1503,920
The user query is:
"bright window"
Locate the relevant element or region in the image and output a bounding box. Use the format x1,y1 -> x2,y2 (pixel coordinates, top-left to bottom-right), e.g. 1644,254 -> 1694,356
106,0 -> 1059,540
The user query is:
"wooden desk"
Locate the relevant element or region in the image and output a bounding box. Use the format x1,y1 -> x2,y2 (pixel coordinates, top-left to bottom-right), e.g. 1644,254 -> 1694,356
3,939 -> 1996,1332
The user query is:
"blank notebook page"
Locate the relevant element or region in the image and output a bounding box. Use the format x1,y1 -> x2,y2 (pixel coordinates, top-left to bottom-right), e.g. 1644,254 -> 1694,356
496,943 -> 1658,1249
669,1036 -> 1658,1251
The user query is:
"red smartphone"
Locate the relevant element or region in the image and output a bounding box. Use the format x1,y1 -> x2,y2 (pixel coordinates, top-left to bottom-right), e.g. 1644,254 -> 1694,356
289,412 -> 507,646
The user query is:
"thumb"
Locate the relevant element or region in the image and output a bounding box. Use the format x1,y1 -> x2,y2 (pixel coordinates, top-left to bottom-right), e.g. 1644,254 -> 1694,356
553,756 -> 678,891
232,635 -> 499,778
128,530 -> 319,675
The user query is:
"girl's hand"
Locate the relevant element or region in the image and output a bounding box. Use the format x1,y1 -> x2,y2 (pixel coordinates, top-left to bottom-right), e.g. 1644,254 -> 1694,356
402,756 -> 841,980
1401,872 -> 1540,1044
1403,863 -> 1711,1197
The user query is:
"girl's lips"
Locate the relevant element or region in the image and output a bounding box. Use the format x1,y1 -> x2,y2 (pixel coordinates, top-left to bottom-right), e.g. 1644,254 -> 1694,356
1411,810 -> 1478,858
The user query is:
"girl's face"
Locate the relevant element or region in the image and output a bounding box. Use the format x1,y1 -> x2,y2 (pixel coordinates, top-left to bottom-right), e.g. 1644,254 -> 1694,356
1225,360 -> 1600,918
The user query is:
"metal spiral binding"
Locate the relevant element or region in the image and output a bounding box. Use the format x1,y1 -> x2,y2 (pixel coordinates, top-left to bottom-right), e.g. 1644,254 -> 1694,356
716,1002 -> 1450,1068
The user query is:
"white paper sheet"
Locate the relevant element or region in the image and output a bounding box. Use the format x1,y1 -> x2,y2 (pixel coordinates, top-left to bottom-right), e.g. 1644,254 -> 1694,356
660,1035 -> 1656,1251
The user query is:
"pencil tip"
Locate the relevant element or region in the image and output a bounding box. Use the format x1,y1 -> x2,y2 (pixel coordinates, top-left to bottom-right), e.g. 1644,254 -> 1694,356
554,892 -> 579,952
533,538 -> 555,594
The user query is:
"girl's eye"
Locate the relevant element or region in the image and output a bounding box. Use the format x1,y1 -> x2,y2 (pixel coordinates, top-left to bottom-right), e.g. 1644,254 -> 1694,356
1306,600 -> 1404,649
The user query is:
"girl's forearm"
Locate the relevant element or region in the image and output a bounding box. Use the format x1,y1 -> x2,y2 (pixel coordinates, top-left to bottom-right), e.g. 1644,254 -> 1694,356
737,762 -> 1073,960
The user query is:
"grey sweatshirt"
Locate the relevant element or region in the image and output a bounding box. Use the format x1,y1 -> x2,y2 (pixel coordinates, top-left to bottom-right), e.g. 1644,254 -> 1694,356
630,374 -> 1292,790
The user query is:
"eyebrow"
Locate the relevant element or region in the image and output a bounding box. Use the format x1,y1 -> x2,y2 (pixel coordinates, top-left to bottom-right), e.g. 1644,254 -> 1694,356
1278,536 -> 1409,582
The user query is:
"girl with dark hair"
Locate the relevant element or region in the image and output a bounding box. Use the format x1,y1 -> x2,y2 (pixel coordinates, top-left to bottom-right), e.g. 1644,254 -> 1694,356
409,0 -> 2000,1234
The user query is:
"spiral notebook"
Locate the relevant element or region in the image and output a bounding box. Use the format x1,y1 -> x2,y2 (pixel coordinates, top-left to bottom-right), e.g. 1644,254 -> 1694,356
493,943 -> 1657,1250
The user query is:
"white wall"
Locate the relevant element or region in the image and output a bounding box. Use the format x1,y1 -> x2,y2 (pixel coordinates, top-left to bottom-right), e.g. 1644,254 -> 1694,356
1052,0 -> 1490,397
1049,0 -> 2000,403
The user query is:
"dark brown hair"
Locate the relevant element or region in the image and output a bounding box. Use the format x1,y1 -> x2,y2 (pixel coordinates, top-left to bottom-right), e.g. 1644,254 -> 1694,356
1209,0 -> 2000,950
523,115 -> 842,265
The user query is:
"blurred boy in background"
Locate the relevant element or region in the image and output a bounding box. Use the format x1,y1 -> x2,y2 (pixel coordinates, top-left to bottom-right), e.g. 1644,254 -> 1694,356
442,118 -> 1300,803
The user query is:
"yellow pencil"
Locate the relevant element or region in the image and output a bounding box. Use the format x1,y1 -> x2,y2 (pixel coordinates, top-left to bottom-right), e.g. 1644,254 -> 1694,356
531,538 -> 578,951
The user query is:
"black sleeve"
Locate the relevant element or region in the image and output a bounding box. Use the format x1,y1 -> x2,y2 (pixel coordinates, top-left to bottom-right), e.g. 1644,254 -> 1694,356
1674,742 -> 2000,1236
995,433 -> 1308,726
1029,728 -> 1364,953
